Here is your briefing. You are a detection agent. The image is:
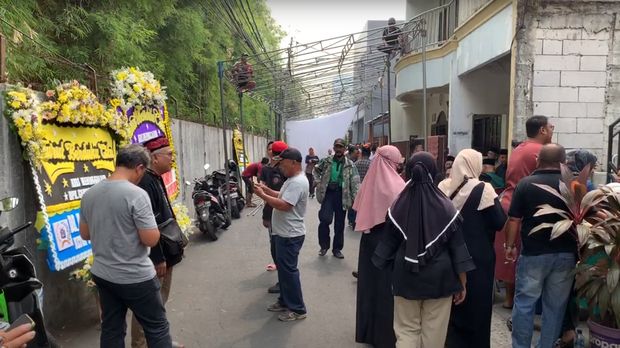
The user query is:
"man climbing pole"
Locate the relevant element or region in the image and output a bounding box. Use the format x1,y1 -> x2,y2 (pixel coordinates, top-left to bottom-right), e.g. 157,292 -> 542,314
232,53 -> 256,92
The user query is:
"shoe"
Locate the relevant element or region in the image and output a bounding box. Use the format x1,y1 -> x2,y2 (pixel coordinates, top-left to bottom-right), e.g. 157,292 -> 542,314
268,283 -> 280,294
352,271 -> 358,278
318,248 -> 328,256
278,310 -> 307,322
172,341 -> 185,348
267,301 -> 288,312
333,250 -> 344,259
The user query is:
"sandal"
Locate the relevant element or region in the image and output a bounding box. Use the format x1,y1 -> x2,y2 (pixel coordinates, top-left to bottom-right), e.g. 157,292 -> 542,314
266,263 -> 277,271
554,338 -> 574,348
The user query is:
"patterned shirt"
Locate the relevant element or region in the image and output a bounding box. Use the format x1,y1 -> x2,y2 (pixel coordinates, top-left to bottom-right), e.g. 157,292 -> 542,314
355,158 -> 371,183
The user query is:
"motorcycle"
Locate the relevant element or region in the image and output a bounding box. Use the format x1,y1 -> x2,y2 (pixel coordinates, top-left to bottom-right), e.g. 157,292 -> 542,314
189,164 -> 231,241
212,161 -> 245,219
0,197 -> 59,347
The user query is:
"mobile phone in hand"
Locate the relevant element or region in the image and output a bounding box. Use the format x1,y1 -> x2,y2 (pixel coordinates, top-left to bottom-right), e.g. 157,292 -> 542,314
8,313 -> 34,331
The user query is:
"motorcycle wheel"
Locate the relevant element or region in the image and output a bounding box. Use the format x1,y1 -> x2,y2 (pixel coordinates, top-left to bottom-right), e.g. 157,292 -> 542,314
231,201 -> 241,219
204,220 -> 218,241
223,213 -> 232,229
237,198 -> 245,211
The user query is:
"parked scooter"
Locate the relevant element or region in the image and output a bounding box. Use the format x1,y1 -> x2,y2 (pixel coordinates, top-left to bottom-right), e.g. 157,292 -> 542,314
0,197 -> 59,347
189,164 -> 231,241
212,161 -> 245,219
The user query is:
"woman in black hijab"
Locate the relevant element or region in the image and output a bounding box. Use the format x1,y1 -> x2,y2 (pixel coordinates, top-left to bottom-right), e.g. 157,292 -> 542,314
372,152 -> 475,348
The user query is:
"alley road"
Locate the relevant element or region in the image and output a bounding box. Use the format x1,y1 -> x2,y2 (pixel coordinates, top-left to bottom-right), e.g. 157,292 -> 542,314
57,198 -> 513,347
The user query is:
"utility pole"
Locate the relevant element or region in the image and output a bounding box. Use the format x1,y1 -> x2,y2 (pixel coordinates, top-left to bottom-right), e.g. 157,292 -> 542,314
217,61 -> 232,219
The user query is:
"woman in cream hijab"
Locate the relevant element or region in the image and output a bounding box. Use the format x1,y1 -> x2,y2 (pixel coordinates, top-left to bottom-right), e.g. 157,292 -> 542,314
439,149 -> 506,348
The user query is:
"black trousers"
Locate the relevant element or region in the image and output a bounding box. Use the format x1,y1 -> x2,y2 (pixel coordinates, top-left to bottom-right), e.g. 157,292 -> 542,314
306,173 -> 315,196
93,275 -> 171,348
318,188 -> 345,251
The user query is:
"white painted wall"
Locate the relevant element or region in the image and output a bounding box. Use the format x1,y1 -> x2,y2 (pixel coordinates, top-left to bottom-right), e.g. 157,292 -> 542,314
448,56 -> 511,152
456,3 -> 513,75
396,52 -> 453,99
391,90 -> 449,143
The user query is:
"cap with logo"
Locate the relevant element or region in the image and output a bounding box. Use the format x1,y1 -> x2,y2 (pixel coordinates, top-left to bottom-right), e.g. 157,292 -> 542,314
272,141 -> 288,155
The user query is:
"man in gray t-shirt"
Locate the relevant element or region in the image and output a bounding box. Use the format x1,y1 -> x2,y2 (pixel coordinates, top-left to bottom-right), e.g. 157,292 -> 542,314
79,144 -> 172,348
271,171 -> 308,238
255,147 -> 309,322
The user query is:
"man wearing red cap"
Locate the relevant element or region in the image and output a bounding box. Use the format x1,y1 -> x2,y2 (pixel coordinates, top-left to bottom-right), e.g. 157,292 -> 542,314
259,140 -> 288,294
131,136 -> 184,348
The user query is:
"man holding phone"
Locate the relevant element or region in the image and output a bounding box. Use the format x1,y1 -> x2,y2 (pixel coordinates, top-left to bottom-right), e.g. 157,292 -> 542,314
254,148 -> 309,322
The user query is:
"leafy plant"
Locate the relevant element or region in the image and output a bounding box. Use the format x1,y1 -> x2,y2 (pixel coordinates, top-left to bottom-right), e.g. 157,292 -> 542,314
531,164 -> 620,328
530,164 -> 604,247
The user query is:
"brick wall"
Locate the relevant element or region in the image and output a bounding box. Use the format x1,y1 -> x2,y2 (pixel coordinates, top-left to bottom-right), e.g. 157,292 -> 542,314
516,1 -> 619,167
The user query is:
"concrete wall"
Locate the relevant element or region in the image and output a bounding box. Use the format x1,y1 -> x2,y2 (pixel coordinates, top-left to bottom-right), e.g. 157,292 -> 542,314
514,0 -> 619,166
0,87 -> 268,330
171,119 -> 268,212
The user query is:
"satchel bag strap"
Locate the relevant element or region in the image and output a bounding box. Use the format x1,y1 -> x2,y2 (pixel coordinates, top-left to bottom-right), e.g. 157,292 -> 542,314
153,171 -> 176,220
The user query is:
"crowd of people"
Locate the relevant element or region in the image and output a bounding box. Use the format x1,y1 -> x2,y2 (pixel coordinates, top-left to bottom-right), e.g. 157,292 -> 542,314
77,113 -> 603,347
246,115 -> 599,348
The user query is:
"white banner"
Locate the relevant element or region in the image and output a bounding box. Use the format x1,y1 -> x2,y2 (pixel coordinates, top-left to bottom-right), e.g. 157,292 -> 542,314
285,106 -> 358,166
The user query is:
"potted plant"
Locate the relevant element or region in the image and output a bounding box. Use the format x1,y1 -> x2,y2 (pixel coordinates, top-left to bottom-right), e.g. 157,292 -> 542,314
531,164 -> 620,347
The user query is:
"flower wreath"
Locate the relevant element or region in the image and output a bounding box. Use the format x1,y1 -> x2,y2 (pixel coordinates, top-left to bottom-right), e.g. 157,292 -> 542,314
4,81 -> 129,167
110,67 -> 167,111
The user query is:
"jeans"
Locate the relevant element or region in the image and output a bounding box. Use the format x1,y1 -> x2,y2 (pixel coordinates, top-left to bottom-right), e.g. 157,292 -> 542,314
93,275 -> 171,348
274,235 -> 306,314
131,268 -> 174,348
512,253 -> 576,348
318,188 -> 345,251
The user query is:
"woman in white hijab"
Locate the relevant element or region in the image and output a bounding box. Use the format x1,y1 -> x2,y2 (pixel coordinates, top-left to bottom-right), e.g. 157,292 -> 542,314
439,149 -> 506,348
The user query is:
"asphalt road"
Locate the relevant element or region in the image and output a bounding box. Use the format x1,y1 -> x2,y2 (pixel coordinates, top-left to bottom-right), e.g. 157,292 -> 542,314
56,197 -> 515,347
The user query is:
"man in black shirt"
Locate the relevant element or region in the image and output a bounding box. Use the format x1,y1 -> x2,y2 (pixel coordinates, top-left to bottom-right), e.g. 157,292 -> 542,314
133,136 -> 184,348
504,144 -> 577,348
260,140 -> 288,294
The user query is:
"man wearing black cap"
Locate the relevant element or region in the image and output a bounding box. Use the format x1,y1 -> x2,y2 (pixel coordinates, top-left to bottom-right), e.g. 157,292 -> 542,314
480,158 -> 505,189
254,148 -> 309,322
313,138 -> 360,259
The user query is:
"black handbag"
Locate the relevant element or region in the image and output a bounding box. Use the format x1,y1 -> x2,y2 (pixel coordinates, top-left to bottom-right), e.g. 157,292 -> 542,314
158,218 -> 188,258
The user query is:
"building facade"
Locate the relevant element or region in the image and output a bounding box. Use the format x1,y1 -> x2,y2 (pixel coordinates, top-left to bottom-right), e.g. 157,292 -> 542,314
351,19 -> 403,145
393,0 -> 615,169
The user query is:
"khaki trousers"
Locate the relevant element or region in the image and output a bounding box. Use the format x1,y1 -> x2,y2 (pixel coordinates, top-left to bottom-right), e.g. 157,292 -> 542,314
131,267 -> 173,348
393,295 -> 453,348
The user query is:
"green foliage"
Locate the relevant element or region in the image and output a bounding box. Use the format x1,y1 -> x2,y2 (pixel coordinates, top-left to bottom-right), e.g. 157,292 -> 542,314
0,0 -> 283,134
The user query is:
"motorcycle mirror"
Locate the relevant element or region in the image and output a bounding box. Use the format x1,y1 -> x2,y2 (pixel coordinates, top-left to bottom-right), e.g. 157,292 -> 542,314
0,197 -> 19,212
204,164 -> 210,171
